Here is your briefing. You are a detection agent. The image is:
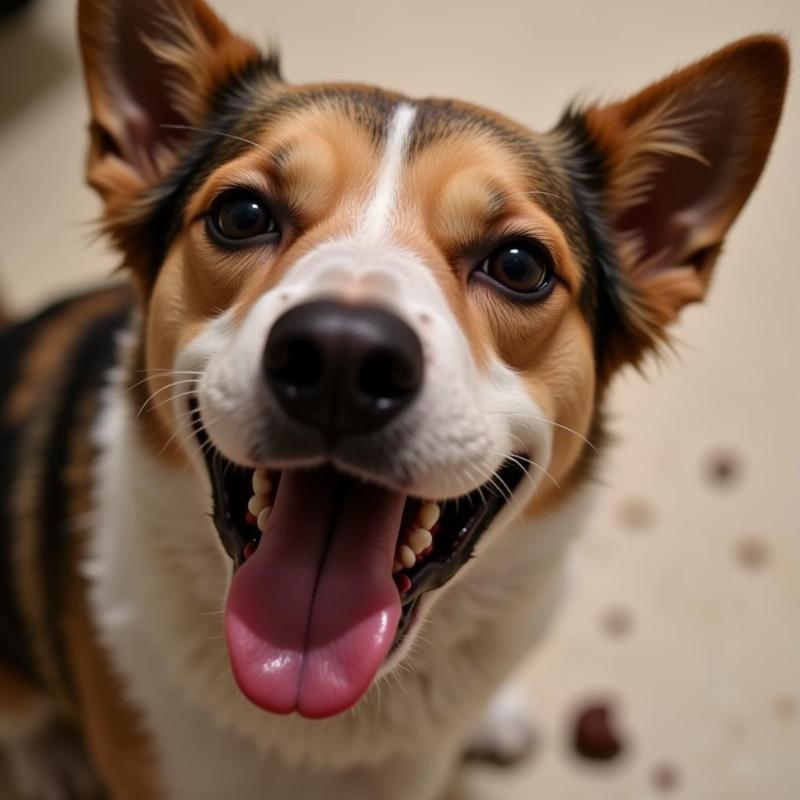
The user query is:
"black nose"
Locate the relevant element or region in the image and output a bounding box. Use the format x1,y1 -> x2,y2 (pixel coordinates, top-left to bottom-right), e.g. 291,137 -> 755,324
263,299 -> 424,438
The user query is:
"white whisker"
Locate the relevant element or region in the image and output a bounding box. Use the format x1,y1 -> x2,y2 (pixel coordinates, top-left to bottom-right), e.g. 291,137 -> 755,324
145,388 -> 199,414
160,123 -> 268,154
489,410 -> 598,451
127,369 -> 202,393
518,456 -> 561,490
137,379 -> 198,416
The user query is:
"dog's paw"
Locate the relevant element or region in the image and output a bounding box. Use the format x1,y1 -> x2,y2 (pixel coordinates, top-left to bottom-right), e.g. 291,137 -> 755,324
3,721 -> 102,800
463,683 -> 539,767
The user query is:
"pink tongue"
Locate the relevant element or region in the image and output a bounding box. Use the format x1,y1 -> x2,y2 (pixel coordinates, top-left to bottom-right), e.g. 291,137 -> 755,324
224,467 -> 405,719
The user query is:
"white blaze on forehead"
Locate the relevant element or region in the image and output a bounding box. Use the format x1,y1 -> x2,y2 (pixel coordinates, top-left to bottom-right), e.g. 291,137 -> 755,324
362,102 -> 417,239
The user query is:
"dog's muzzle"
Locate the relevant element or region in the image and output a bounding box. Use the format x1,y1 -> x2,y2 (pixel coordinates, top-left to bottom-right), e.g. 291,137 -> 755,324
192,298 -> 530,719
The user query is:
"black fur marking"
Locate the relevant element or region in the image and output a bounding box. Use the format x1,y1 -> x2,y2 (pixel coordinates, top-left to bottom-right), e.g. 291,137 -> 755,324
140,68 -> 624,376
408,99 -> 531,155
141,55 -> 282,290
138,79 -> 406,290
554,108 -> 626,364
0,298 -> 82,680
38,304 -> 132,699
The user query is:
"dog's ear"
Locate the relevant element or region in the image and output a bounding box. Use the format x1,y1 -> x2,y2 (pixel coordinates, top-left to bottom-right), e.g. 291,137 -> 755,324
561,36 -> 788,370
77,0 -> 264,204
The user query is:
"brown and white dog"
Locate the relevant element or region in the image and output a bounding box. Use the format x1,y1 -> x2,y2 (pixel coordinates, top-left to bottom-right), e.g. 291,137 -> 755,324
0,1 -> 788,797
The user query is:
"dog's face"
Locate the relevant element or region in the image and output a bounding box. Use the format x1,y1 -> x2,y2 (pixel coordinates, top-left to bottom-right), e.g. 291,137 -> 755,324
78,0 -> 787,719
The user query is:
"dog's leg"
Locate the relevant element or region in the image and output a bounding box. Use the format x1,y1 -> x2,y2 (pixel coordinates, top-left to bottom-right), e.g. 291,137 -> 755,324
0,665 -> 101,800
463,681 -> 538,767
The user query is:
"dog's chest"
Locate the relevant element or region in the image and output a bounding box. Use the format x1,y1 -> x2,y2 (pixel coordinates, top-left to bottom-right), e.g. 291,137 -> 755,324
85,604 -> 452,800
85,386 -> 460,800
86,377 -> 586,800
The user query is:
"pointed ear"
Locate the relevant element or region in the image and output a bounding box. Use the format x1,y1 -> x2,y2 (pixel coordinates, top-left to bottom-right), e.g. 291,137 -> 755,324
77,0 -> 267,205
562,36 -> 788,368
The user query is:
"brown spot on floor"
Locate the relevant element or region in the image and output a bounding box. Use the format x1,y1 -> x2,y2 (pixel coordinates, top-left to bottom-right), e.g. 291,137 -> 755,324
727,718 -> 749,742
570,700 -> 625,762
704,448 -> 743,488
774,693 -> 798,722
601,607 -> 634,638
651,762 -> 681,792
734,536 -> 770,570
616,496 -> 655,532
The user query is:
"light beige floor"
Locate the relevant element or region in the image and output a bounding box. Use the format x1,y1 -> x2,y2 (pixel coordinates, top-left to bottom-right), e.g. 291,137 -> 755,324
1,1 -> 798,799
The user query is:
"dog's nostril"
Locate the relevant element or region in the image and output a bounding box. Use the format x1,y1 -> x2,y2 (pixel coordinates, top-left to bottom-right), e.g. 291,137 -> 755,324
357,349 -> 420,402
268,338 -> 324,392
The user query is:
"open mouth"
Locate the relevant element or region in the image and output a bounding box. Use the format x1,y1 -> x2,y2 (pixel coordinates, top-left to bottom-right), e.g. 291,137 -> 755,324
192,404 -> 528,718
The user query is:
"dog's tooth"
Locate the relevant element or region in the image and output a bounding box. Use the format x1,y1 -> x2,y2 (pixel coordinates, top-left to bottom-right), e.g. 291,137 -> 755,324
408,527 -> 432,555
248,494 -> 268,516
399,545 -> 417,570
393,560 -> 403,574
257,506 -> 272,534
418,502 -> 440,530
252,470 -> 272,496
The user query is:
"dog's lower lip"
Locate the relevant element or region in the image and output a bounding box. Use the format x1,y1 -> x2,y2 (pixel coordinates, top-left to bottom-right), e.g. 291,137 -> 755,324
189,399 -> 529,651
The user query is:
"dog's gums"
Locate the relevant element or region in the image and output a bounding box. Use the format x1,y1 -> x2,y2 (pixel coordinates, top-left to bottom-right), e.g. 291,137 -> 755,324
191,401 -> 528,717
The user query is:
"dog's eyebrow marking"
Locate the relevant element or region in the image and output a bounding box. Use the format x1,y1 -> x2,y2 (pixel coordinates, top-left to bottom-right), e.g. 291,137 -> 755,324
362,102 -> 417,239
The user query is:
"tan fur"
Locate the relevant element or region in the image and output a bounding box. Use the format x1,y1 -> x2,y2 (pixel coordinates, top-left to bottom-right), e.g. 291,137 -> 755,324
78,0 -> 270,300
5,288 -> 130,426
582,35 -> 789,371
11,427 -> 70,713
142,0 -> 262,125
399,134 -> 596,492
7,290 -> 133,714
398,133 -> 584,371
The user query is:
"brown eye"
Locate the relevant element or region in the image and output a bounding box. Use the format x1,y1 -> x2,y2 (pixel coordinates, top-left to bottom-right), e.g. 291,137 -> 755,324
478,241 -> 554,298
209,191 -> 277,243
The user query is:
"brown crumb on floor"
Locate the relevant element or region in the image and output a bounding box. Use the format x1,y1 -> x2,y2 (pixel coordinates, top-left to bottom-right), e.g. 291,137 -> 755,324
616,497 -> 655,532
734,536 -> 770,571
774,693 -> 798,721
571,700 -> 625,762
704,448 -> 743,488
651,762 -> 681,792
601,607 -> 634,639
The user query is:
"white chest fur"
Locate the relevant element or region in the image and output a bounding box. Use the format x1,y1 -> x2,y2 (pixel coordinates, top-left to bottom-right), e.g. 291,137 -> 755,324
86,380 -> 591,800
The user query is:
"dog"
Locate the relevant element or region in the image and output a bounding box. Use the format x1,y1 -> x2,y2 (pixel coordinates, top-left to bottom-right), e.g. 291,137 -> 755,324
0,1 -> 788,797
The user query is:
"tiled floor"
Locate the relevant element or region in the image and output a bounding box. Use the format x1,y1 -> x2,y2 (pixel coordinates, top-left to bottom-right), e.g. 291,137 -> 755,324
1,1 -> 797,798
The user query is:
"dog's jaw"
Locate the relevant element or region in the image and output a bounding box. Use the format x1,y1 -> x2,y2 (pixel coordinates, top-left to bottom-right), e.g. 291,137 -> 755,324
87,351 -> 586,778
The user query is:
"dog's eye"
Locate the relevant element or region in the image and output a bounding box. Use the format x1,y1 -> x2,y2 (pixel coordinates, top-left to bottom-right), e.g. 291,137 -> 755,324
477,241 -> 554,298
209,191 -> 277,242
